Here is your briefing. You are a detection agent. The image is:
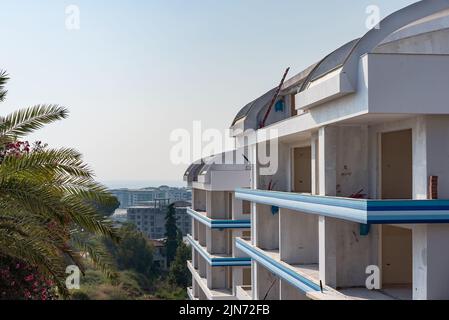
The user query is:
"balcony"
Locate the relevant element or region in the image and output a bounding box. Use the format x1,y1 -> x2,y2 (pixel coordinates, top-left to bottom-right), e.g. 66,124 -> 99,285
235,188 -> 449,224
187,235 -> 251,267
236,238 -> 322,295
187,261 -> 236,300
188,208 -> 251,229
236,238 -> 410,300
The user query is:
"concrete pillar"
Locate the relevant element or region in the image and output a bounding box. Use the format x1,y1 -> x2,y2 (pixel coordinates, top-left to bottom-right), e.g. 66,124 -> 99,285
255,204 -> 279,251
318,126 -> 338,288
413,224 -> 449,300
193,220 -> 199,241
311,131 -> 319,195
319,216 -> 338,288
198,255 -> 207,278
250,143 -> 259,247
424,115 -> 449,198
232,266 -> 243,296
318,126 -> 338,196
280,209 -> 319,265
198,223 -> 207,247
251,261 -> 257,300
193,249 -> 199,269
413,116 -> 428,199
193,279 -> 199,297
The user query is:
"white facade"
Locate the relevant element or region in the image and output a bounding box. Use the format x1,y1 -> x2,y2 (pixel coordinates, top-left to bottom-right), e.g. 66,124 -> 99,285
184,151 -> 253,300
186,1 -> 449,300
229,1 -> 449,301
184,0 -> 449,300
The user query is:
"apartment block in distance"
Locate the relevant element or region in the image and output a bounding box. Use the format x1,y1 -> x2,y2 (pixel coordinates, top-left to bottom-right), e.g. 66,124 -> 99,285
127,200 -> 191,239
184,151 -> 253,300
192,1 -> 449,300
111,186 -> 191,209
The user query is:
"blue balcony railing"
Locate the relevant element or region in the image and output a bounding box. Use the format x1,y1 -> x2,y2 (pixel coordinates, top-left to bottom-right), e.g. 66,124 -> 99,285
187,235 -> 251,267
187,208 -> 251,229
235,188 -> 449,224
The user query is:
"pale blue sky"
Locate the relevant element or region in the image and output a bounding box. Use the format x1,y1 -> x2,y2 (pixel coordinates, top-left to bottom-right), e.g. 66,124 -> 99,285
0,0 -> 417,185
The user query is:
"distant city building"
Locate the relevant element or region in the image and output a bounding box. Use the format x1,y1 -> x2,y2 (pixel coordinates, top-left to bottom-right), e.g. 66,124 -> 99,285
127,200 -> 192,240
149,239 -> 167,270
110,186 -> 191,209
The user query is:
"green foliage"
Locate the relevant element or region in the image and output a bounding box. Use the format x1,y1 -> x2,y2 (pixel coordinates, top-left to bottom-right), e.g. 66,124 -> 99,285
168,241 -> 191,288
164,204 -> 178,267
103,224 -> 155,280
155,282 -> 188,300
0,70 -> 120,298
91,196 -> 120,217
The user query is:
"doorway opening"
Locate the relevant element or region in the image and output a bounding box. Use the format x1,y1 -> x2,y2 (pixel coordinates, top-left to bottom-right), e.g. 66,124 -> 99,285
381,129 -> 412,199
381,225 -> 413,300
292,146 -> 312,193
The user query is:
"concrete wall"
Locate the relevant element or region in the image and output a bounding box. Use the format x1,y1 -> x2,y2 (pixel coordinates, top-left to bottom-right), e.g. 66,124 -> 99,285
207,265 -> 228,289
367,54 -> 449,115
258,142 -> 290,192
194,189 -> 207,212
320,217 -> 380,289
280,209 -> 319,265
336,126 -> 369,197
255,263 -> 280,300
232,266 -> 252,295
317,125 -> 369,197
207,191 -> 231,219
206,229 -> 229,255
280,280 -> 308,300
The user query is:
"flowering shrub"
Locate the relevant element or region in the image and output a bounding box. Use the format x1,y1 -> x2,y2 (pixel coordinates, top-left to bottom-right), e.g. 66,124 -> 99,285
0,258 -> 57,300
0,141 -> 58,300
0,141 -> 47,161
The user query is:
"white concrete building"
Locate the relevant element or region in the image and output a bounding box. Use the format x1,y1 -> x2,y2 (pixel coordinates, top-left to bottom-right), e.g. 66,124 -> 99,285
185,151 -> 254,300
231,0 -> 449,300
189,1 -> 449,300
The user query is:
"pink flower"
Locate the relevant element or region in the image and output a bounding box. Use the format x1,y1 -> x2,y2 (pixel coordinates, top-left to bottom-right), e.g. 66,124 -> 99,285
24,275 -> 34,282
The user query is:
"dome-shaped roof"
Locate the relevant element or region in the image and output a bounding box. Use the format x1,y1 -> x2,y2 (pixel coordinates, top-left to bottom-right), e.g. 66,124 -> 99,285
232,88 -> 277,126
183,160 -> 206,183
299,38 -> 360,92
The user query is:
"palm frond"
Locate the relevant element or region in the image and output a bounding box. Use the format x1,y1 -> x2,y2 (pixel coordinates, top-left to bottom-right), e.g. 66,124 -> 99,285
0,70 -> 9,102
0,105 -> 68,143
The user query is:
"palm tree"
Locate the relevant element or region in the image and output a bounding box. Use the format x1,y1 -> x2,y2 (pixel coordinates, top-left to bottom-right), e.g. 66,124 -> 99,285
0,70 -> 120,298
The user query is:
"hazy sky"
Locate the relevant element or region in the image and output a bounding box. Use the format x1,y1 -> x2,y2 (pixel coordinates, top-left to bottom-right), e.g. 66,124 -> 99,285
0,0 -> 417,185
